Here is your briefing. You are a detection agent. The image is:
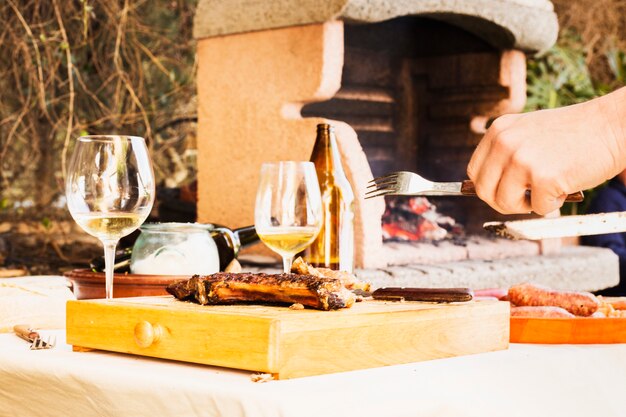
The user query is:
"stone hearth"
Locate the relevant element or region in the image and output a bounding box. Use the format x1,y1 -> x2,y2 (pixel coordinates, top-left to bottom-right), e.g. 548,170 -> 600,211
245,246 -> 618,293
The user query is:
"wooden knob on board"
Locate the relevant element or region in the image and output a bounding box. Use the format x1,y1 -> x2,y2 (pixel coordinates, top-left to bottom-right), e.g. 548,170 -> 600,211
134,321 -> 164,348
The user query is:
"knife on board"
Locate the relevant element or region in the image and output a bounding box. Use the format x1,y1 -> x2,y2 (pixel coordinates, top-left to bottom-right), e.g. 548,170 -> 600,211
371,287 -> 474,303
484,211 -> 626,240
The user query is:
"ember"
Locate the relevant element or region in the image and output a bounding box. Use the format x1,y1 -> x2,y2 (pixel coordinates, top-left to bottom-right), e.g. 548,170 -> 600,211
382,197 -> 464,242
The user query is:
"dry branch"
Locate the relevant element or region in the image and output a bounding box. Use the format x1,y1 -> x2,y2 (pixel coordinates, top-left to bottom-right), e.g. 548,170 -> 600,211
0,0 -> 198,212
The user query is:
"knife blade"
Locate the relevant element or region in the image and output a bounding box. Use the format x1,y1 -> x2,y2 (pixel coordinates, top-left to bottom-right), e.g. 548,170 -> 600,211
484,211 -> 626,240
371,287 -> 474,303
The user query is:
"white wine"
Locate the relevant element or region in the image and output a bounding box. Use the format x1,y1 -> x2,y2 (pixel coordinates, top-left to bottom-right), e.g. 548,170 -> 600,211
258,226 -> 319,258
74,212 -> 145,240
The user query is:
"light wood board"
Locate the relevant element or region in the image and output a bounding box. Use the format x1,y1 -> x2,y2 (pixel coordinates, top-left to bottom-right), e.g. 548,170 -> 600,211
66,296 -> 510,379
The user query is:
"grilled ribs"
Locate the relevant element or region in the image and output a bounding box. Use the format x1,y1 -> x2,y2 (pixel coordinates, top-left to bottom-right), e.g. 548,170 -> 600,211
166,272 -> 356,310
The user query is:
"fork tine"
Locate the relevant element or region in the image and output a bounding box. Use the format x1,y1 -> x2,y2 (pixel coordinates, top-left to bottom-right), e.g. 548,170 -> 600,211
368,173 -> 399,184
364,188 -> 395,199
364,191 -> 392,199
30,337 -> 41,350
366,179 -> 397,189
29,335 -> 56,350
365,183 -> 397,194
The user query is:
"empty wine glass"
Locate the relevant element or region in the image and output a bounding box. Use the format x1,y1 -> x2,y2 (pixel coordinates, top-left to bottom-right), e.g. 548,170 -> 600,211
254,161 -> 323,273
66,135 -> 155,299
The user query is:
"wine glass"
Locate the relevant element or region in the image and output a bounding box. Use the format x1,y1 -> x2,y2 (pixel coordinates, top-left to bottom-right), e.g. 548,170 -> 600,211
66,135 -> 155,299
254,161 -> 322,273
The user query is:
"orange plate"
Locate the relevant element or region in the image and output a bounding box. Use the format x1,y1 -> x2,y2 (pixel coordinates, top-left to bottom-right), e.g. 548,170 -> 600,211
510,317 -> 626,344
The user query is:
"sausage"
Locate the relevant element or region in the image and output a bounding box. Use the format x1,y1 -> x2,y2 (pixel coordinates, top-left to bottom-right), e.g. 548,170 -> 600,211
473,288 -> 508,300
511,306 -> 575,318
508,283 -> 600,317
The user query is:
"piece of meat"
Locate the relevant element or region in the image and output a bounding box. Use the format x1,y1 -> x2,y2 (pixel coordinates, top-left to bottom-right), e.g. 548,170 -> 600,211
474,288 -> 508,300
290,257 -> 371,292
511,306 -> 576,318
508,283 -> 600,317
166,272 -> 355,311
473,296 -> 500,301
166,275 -> 204,301
291,257 -> 323,277
598,296 -> 626,310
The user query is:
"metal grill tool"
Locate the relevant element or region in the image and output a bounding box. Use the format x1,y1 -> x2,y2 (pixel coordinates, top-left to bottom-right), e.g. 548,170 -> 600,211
365,171 -> 584,202
14,325 -> 56,350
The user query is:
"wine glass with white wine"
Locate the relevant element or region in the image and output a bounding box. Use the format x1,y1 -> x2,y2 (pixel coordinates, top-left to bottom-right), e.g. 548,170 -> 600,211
254,161 -> 322,273
66,135 -> 155,299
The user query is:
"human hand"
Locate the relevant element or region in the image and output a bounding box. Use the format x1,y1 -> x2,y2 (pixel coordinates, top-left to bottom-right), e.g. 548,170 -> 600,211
467,88 -> 626,215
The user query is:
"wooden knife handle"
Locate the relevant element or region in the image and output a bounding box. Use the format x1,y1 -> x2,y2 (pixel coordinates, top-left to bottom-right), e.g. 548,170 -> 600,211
460,180 -> 584,202
13,324 -> 38,342
372,287 -> 474,303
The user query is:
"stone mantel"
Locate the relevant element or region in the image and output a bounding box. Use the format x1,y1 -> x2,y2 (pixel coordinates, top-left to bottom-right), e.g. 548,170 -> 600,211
194,0 -> 558,53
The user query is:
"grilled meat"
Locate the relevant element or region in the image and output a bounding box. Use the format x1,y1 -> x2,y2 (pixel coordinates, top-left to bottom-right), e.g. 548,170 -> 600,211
290,257 -> 371,292
166,272 -> 355,310
508,282 -> 600,317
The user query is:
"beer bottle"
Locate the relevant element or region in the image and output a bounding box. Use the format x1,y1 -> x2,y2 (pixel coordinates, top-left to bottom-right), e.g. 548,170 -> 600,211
301,123 -> 355,272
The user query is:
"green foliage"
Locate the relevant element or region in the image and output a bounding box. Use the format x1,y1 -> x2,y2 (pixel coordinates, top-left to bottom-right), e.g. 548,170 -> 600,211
526,33 -> 606,112
525,31 -> 626,214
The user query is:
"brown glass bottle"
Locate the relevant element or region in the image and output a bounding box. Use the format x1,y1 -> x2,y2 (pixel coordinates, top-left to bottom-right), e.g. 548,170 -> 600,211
301,123 -> 355,272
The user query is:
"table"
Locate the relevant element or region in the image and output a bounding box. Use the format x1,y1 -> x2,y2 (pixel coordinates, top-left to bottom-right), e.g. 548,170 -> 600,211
1,331 -> 625,417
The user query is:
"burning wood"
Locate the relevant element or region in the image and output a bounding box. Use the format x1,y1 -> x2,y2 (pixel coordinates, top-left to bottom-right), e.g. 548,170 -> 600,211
382,197 -> 463,242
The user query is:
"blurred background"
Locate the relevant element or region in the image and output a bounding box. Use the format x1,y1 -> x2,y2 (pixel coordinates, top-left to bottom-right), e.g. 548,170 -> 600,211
1,0 -> 625,274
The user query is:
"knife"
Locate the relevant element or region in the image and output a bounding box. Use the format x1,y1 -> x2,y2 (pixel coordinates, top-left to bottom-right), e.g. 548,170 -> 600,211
484,211 -> 626,240
371,287 -> 474,303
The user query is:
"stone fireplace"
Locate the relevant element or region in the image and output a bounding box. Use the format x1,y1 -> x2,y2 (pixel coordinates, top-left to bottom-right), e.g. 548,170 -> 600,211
192,0 -> 618,290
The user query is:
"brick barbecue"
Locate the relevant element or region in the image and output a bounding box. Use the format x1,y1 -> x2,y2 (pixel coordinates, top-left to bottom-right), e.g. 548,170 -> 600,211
192,0 -> 618,291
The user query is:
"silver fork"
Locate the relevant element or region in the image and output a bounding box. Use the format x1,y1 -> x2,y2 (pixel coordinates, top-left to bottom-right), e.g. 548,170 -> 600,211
365,171 -> 584,202
365,171 -> 476,199
30,335 -> 56,350
14,325 -> 56,350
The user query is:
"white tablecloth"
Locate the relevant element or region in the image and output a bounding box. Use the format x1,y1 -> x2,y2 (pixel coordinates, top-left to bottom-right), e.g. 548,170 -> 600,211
1,331 -> 626,417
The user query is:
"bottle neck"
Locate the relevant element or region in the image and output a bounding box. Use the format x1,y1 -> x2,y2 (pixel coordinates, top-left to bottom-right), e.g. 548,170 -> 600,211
312,126 -> 348,179
233,225 -> 259,249
311,125 -> 343,172
212,225 -> 259,271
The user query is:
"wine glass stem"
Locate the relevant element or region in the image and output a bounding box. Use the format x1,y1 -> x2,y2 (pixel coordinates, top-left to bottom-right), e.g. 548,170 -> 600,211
103,240 -> 119,300
282,256 -> 293,274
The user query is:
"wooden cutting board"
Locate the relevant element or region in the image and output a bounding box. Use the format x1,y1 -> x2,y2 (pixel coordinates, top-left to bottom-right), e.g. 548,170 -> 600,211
66,296 -> 509,379
510,317 -> 626,344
